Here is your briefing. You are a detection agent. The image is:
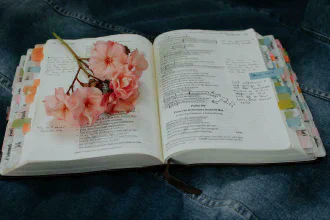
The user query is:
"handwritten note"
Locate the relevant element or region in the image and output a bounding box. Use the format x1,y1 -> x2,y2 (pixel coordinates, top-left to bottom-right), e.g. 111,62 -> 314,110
45,57 -> 77,76
226,58 -> 262,77
232,80 -> 272,104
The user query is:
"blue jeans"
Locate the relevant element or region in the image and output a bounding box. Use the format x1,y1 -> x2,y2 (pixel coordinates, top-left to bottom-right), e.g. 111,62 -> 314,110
0,0 -> 329,219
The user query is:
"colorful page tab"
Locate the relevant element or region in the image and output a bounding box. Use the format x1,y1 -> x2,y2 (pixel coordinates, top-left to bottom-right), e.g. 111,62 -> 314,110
29,66 -> 41,73
286,116 -> 301,127
278,100 -> 294,110
12,118 -> 31,128
249,68 -> 284,80
277,93 -> 291,101
275,86 -> 291,94
284,111 -> 294,119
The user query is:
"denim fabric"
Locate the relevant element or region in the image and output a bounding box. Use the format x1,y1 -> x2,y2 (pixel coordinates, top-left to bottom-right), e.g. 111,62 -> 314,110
0,0 -> 329,219
302,0 -> 330,44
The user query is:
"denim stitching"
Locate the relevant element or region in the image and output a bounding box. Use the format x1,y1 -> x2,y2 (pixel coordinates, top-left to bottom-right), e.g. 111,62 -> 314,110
188,194 -> 258,220
151,172 -> 258,220
258,10 -> 297,31
300,84 -> 330,102
42,0 -> 156,41
126,0 -> 225,26
130,11 -> 226,26
213,0 -> 298,32
301,25 -> 330,45
0,73 -> 12,91
214,0 -> 330,46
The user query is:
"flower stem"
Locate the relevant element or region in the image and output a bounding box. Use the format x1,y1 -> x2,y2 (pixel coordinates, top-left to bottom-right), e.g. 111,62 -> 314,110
66,67 -> 81,95
52,32 -> 80,61
79,63 -> 102,81
79,59 -> 90,69
52,32 -> 103,82
76,76 -> 83,85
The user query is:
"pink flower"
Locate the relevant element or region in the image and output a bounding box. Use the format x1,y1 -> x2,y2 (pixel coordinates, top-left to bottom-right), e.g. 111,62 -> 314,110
127,49 -> 148,78
110,70 -> 139,100
105,90 -> 140,114
68,87 -> 105,126
44,88 -> 72,121
89,41 -> 128,80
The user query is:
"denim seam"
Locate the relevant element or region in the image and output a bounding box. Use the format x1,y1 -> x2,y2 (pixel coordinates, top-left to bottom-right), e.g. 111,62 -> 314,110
127,11 -> 224,26
301,24 -> 330,45
42,0 -> 156,41
188,194 -> 258,220
215,0 -> 330,46
300,84 -> 330,102
213,0 -> 298,32
0,73 -> 12,91
258,10 -> 297,31
151,172 -> 258,220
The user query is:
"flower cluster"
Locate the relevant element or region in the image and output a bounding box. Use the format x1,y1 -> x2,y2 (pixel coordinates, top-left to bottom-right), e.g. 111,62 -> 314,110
44,36 -> 148,127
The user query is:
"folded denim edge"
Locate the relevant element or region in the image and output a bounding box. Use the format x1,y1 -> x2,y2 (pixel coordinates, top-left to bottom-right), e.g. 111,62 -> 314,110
42,0 -> 156,41
214,0 -> 300,32
300,84 -> 330,102
301,24 -> 330,45
0,74 -> 12,92
151,172 -> 258,220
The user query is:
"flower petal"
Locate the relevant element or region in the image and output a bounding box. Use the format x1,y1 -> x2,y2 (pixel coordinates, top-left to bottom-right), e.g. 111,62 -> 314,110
107,41 -> 128,64
89,58 -> 108,80
93,41 -> 108,58
113,99 -> 135,113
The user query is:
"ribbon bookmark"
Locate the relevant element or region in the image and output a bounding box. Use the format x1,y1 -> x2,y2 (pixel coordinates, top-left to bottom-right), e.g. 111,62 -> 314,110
164,159 -> 202,195
6,107 -> 10,121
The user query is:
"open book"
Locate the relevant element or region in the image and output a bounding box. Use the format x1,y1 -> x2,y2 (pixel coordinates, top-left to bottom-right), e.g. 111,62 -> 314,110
1,29 -> 326,176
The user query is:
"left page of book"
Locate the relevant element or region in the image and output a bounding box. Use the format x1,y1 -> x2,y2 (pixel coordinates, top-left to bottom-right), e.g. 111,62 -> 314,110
18,35 -> 163,167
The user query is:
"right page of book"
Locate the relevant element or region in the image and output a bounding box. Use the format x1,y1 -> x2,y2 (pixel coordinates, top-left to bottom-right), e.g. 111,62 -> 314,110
154,29 -> 292,160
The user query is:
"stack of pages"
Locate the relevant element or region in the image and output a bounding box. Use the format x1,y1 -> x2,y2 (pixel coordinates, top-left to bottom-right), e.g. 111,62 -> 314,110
0,29 -> 325,176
